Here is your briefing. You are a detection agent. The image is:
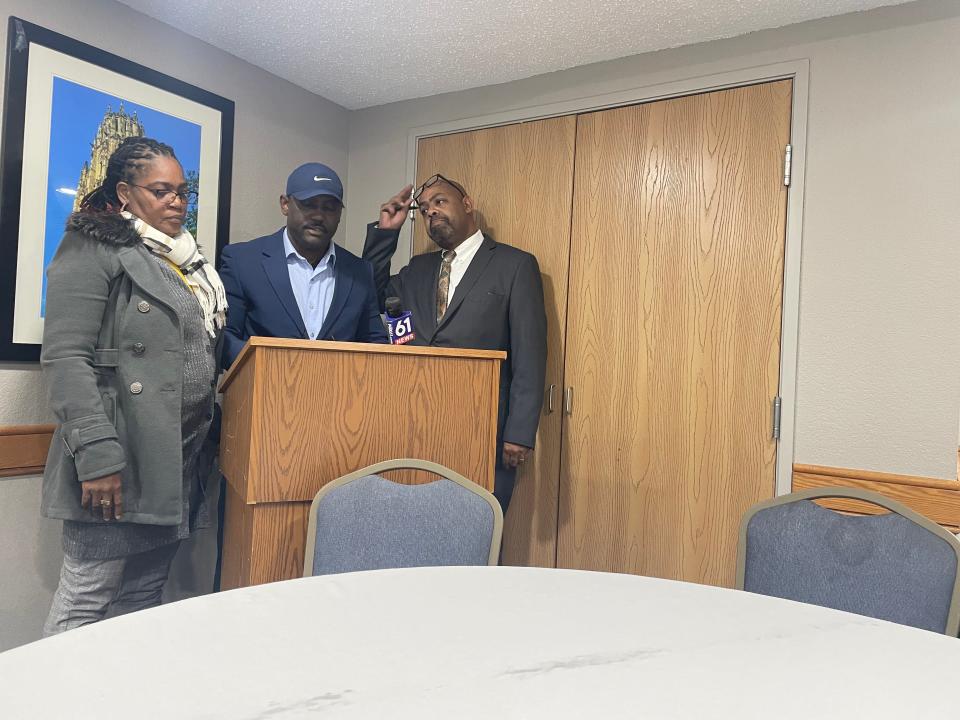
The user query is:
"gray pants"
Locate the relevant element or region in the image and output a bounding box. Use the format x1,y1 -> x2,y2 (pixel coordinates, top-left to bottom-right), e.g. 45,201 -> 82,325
43,541 -> 180,636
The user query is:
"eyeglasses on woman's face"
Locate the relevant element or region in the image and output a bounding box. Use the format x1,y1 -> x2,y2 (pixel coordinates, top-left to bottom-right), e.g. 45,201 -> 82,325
128,183 -> 197,206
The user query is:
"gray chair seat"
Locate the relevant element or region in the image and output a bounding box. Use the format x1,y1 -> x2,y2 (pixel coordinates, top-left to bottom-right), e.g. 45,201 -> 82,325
304,459 -> 503,577
737,487 -> 960,635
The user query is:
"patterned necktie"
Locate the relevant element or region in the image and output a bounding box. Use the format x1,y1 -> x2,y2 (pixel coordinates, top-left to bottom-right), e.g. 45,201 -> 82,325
436,249 -> 456,323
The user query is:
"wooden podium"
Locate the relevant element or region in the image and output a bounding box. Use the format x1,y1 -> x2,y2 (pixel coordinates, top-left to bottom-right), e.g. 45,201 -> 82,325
217,338 -> 505,590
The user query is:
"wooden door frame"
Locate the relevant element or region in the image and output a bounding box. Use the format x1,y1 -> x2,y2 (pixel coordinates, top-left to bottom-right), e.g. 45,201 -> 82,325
402,60 -> 810,497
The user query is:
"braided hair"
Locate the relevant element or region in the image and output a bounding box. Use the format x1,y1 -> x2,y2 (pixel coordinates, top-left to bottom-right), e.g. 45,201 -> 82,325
79,136 -> 178,212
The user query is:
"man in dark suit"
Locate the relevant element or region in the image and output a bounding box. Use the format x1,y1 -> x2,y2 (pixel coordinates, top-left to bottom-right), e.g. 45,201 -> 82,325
219,163 -> 387,367
363,175 -> 547,512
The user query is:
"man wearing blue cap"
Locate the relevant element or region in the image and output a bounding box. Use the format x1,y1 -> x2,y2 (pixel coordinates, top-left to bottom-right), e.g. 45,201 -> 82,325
219,163 -> 388,367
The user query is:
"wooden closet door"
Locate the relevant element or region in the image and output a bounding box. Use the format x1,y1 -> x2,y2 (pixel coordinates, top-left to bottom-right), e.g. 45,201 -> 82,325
415,117 -> 577,567
558,80 -> 793,586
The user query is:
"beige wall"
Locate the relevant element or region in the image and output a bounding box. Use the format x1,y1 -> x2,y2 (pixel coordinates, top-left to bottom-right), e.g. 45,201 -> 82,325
0,0 -> 351,650
345,0 -> 960,482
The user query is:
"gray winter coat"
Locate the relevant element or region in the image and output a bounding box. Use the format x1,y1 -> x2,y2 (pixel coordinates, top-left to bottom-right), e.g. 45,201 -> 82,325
41,212 -> 218,525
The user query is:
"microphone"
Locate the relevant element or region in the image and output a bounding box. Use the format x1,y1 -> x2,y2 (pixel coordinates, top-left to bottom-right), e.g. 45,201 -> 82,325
385,296 -> 416,345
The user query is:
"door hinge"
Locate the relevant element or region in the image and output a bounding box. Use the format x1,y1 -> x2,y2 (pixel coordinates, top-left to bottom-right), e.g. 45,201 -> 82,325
783,144 -> 792,187
772,396 -> 782,440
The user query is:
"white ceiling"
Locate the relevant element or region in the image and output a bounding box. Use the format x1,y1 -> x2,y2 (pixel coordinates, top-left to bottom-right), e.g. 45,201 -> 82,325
119,0 -> 909,109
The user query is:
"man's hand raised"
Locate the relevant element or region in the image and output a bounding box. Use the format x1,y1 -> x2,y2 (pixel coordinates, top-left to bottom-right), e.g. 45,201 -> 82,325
379,185 -> 414,231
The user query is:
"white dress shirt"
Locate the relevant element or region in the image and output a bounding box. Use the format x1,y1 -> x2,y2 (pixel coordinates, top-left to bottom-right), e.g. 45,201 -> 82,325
283,229 -> 336,340
443,229 -> 484,306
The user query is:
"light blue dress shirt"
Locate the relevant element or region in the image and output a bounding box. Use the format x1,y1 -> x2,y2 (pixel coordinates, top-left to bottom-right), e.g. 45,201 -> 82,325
283,229 -> 336,340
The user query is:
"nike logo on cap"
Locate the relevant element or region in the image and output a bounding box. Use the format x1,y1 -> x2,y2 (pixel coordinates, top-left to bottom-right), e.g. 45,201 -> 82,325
314,176 -> 332,182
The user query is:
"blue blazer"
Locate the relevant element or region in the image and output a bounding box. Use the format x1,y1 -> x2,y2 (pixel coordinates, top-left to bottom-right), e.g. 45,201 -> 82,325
219,229 -> 388,367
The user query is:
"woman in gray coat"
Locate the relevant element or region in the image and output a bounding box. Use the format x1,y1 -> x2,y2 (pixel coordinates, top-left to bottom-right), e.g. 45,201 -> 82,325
41,137 -> 227,634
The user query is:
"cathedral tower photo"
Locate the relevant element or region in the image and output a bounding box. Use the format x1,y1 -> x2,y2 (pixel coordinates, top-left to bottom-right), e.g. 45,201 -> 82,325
73,104 -> 144,210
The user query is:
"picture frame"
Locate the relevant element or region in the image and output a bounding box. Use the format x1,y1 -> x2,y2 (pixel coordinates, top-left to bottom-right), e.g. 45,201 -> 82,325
0,16 -> 235,361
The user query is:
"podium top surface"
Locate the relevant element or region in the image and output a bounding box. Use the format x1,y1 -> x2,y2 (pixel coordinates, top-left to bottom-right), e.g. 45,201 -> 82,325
220,337 -> 506,392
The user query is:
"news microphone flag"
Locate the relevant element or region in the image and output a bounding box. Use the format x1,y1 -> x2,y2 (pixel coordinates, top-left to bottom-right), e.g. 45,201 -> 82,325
386,311 -> 415,344
385,296 -> 415,345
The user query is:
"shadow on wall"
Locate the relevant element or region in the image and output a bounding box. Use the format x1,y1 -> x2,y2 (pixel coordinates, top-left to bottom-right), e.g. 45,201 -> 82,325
475,211 -> 491,241
161,479 -> 222,604
0,475 -> 62,651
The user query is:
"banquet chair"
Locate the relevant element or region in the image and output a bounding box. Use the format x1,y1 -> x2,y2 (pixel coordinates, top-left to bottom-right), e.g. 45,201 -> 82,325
303,459 -> 503,577
736,486 -> 960,635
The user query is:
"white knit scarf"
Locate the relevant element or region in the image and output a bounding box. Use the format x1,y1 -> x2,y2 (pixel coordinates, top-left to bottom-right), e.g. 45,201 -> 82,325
122,211 -> 227,338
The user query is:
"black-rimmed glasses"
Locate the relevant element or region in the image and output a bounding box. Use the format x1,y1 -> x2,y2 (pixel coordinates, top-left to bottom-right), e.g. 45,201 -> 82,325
129,184 -> 198,205
410,173 -> 465,210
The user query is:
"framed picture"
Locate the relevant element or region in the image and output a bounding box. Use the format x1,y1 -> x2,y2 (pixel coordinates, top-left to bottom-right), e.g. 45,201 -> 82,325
0,17 -> 234,361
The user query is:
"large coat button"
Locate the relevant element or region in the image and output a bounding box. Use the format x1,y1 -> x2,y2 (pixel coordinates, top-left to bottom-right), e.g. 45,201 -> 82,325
137,301 -> 151,313
130,381 -> 143,394
133,342 -> 145,355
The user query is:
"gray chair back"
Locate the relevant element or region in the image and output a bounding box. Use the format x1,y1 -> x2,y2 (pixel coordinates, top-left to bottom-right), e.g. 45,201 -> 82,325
736,486 -> 960,635
303,459 -> 503,577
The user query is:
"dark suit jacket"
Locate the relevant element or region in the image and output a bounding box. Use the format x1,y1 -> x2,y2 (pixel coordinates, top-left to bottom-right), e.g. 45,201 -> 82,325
220,229 -> 388,367
363,224 -> 547,448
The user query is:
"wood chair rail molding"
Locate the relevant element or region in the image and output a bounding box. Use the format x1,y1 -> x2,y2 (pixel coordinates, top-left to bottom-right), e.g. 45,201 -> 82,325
4,424 -> 960,535
0,424 -> 55,478
793,463 -> 960,532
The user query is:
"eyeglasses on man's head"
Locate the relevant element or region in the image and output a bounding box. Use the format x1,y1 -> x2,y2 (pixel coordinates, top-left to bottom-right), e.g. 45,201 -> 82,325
411,174 -> 466,210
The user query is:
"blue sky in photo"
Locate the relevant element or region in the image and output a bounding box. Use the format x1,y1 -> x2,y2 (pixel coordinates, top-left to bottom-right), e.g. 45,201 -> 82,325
41,76 -> 202,314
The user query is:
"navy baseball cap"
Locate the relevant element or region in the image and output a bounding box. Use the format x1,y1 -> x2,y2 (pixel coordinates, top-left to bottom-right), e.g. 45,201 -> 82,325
285,163 -> 344,204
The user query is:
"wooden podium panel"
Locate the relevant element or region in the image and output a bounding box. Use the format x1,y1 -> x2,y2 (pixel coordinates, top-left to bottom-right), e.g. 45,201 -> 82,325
218,338 -> 505,588
219,483 -> 312,588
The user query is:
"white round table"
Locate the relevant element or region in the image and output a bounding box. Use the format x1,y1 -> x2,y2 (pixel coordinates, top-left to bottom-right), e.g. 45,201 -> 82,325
1,567 -> 957,718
